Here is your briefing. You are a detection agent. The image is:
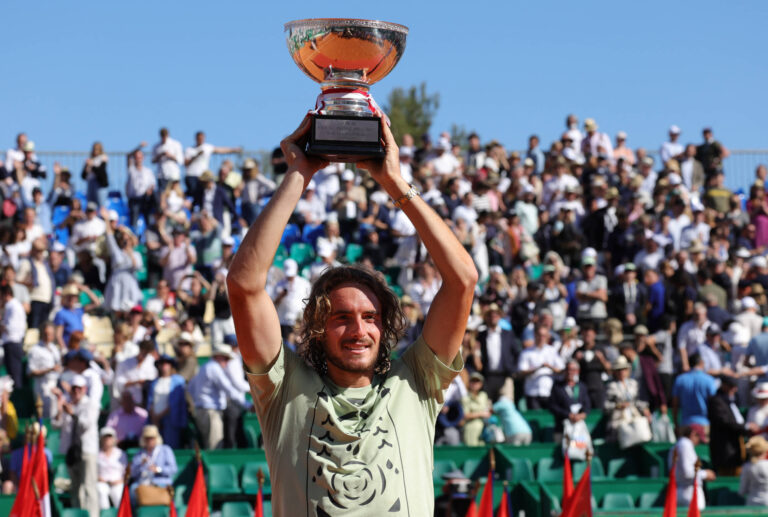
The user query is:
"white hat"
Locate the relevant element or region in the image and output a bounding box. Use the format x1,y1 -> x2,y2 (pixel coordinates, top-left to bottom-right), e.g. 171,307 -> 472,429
753,382 -> 768,400
563,317 -> 577,330
221,236 -> 235,247
71,374 -> 87,388
341,170 -> 355,182
751,256 -> 768,269
306,180 -> 316,190
614,264 -> 626,276
691,199 -> 705,212
616,131 -> 627,140
489,265 -> 504,275
316,240 -> 334,258
669,125 -> 681,134
399,147 -> 413,158
612,356 -> 631,370
175,331 -> 196,345
107,209 -> 119,221
211,343 -> 234,359
522,183 -> 535,195
283,258 -> 298,277
742,297 -> 758,310
667,173 -> 682,186
370,191 -> 389,206
736,248 -> 752,259
100,426 -> 117,438
581,247 -> 597,260
52,242 -> 66,253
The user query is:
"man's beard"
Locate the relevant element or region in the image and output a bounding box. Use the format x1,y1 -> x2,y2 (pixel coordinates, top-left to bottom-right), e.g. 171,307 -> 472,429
324,338 -> 379,374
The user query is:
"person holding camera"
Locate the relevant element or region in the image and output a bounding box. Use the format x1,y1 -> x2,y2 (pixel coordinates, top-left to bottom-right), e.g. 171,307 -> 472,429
101,207 -> 143,319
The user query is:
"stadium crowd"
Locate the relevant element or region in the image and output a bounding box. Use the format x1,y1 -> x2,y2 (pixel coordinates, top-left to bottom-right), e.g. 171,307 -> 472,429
2,115 -> 768,514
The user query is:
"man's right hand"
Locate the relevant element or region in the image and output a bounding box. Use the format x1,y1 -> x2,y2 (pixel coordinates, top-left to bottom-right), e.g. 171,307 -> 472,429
280,116 -> 328,182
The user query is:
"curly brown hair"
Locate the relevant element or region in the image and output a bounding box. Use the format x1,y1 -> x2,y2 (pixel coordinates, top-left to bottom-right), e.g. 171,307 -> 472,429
297,266 -> 408,376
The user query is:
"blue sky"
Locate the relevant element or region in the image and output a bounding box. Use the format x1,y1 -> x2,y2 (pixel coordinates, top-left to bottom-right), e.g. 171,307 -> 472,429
2,1 -> 766,155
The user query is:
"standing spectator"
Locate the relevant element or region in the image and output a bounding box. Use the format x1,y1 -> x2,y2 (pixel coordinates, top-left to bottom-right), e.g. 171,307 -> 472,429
670,426 -> 716,511
272,259 -> 311,343
27,322 -> 61,419
193,170 -> 236,228
4,132 -> 29,176
549,360 -> 591,442
517,324 -> 564,408
574,322 -> 612,409
526,134 -> 545,175
739,436 -> 768,506
613,131 -> 636,166
105,391 -> 148,449
581,118 -> 613,160
159,226 -> 197,291
672,353 -> 718,441
53,374 -> 99,517
680,144 -> 706,194
705,171 -> 733,214
476,303 -> 519,402
125,146 -> 156,227
101,208 -> 143,318
609,262 -> 647,329
708,376 -> 759,475
240,158 -> 276,226
332,170 -> 367,239
677,302 -> 712,372
461,372 -> 491,446
696,127 -> 730,180
183,131 -> 241,195
17,237 -> 55,328
747,382 -> 768,437
660,125 -> 684,165
96,427 -> 127,510
128,425 -> 177,501
113,337 -> 157,405
576,256 -> 608,324
151,128 -> 183,192
147,355 -> 187,449
0,284 -> 27,388
82,142 -> 109,206
189,344 -> 249,450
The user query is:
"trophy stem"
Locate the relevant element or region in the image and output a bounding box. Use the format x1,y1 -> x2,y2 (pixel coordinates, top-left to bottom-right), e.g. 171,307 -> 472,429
315,82 -> 377,117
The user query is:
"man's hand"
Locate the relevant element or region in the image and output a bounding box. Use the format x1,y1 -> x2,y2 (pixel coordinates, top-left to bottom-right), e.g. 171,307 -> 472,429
356,110 -> 400,185
280,116 -> 328,181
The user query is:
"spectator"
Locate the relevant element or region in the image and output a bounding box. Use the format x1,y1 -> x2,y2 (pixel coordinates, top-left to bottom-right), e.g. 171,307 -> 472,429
492,378 -> 532,445
193,170 -> 236,228
159,180 -> 190,228
680,144 -> 706,194
147,355 -> 187,448
739,435 -> 768,506
151,128 -> 183,192
604,355 -> 651,441
0,284 -> 26,388
613,131 -> 635,166
581,118 -> 613,160
709,376 -> 759,475
660,125 -> 684,165
53,284 -> 88,350
173,331 -> 199,382
82,141 -> 109,206
53,374 -> 99,517
272,259 -> 311,343
4,132 -> 29,176
573,321 -> 612,409
125,146 -> 155,227
435,376 -> 465,446
746,324 -> 768,383
696,127 -> 730,180
678,302 -> 712,372
609,262 -> 646,329
576,255 -> 608,324
159,226 -> 197,291
549,359 -> 591,442
27,322 -> 61,418
332,169 -> 366,238
670,426 -> 716,511
672,353 -> 718,442
96,427 -> 127,510
183,131 -> 241,195
240,158 -> 276,225
517,324 -> 564,409
113,337 -> 157,405
526,134 -> 545,174
747,382 -> 768,437
461,372 -> 491,446
128,425 -> 177,501
106,391 -> 148,449
101,208 -> 143,317
71,201 -> 107,254
17,238 -> 55,328
476,302 -> 519,402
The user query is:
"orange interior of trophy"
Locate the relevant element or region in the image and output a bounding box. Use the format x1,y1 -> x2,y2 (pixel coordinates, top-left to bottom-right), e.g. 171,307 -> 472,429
294,33 -> 398,85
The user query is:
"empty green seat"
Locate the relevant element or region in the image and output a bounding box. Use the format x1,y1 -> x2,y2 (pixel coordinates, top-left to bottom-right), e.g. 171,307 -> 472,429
289,242 -> 315,267
100,509 -> 118,517
136,506 -> 170,517
345,243 -> 364,263
715,489 -> 746,506
47,430 -> 60,456
433,459 -> 459,484
505,458 -> 534,482
572,457 -> 604,480
536,457 -> 561,482
602,492 -> 635,509
208,463 -> 240,495
222,501 -> 253,517
61,510 -> 90,517
242,462 -> 271,495
606,457 -> 639,479
55,462 -> 70,481
462,458 -> 482,479
244,426 -> 260,448
638,492 -> 661,509
174,485 -> 188,507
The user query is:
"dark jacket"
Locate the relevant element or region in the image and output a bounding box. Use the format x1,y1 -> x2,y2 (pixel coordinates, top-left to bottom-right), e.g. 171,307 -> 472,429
477,327 -> 520,377
609,281 -> 648,324
549,380 -> 592,433
708,390 -> 749,470
193,185 -> 236,225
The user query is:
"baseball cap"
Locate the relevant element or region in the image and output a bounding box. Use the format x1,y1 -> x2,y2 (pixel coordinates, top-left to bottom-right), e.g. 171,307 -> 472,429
341,170 -> 355,182
107,209 -> 119,221
86,201 -> 98,212
616,131 -> 627,140
283,258 -> 298,277
100,426 -> 117,438
222,236 -> 235,247
71,374 -> 87,388
669,125 -> 681,134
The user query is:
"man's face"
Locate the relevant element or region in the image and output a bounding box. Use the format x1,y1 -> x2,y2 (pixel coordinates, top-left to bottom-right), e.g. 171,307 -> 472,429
17,134 -> 26,149
196,132 -> 205,146
323,284 -> 382,385
43,325 -> 55,343
485,310 -> 501,328
71,385 -> 85,404
135,150 -> 144,164
566,363 -> 579,383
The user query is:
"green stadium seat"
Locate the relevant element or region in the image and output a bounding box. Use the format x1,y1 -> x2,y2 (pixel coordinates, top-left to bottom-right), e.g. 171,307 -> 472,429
289,242 -> 315,268
61,510 -> 90,517
100,509 -> 118,517
536,457 -> 561,482
136,506 -> 170,517
273,244 -> 288,268
638,492 -> 662,509
242,462 -> 271,495
222,501 -> 253,517
174,485 -> 188,507
47,430 -> 60,455
601,492 -> 635,509
606,457 -> 639,479
244,426 -> 260,448
433,459 -> 459,484
573,457 -> 604,480
505,458 -> 534,482
55,462 -> 71,481
208,463 -> 241,495
345,243 -> 364,263
715,489 -> 746,506
263,500 -> 273,517
461,458 -> 482,478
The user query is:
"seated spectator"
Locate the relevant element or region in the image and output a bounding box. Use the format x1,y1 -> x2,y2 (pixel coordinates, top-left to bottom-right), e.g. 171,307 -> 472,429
106,391 -> 148,449
672,353 -> 717,443
173,331 -> 199,382
709,376 -> 759,476
549,360 -> 591,443
740,435 -> 768,507
493,378 -> 532,445
670,426 -> 716,511
436,376 -> 466,446
604,355 -> 651,441
147,355 -> 187,449
97,427 -> 127,510
461,372 -> 491,446
129,425 -> 177,502
54,283 -> 97,350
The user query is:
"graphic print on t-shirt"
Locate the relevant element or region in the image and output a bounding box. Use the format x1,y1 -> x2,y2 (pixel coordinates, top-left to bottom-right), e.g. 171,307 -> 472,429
306,378 -> 408,516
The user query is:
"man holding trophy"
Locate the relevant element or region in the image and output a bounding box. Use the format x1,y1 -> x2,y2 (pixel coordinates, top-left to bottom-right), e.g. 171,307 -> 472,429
226,19 -> 477,516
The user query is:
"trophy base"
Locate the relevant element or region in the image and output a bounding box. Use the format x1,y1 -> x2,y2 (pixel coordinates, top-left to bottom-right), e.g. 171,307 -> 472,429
307,115 -> 385,163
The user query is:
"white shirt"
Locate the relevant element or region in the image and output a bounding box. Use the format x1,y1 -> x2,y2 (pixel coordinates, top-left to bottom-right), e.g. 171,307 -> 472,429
83,366 -> 105,411
669,437 -> 707,510
273,275 -> 311,327
452,204 -> 478,226
582,131 -> 613,159
677,320 -> 710,355
71,217 -> 107,252
680,222 -> 710,249
484,325 -> 503,371
429,153 -> 460,176
2,298 -> 27,343
55,394 -> 99,455
114,354 -> 157,404
517,344 -> 563,397
152,137 -> 183,181
5,148 -> 24,174
27,341 -> 61,392
184,143 -> 214,179
660,141 -> 684,165
151,376 -> 172,414
98,447 -> 127,483
126,164 -> 156,198
17,258 -> 53,303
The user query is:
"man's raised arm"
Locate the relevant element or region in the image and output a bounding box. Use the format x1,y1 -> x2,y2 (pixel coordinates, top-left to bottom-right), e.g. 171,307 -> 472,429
358,113 -> 478,365
226,117 -> 327,372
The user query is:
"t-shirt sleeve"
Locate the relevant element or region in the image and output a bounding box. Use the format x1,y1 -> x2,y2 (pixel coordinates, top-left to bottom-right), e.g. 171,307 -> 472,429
401,335 -> 463,421
245,344 -> 294,416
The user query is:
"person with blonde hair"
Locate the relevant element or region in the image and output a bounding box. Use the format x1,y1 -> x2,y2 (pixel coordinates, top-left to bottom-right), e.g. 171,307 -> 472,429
82,141 -> 109,206
740,435 -> 768,506
128,425 -> 177,503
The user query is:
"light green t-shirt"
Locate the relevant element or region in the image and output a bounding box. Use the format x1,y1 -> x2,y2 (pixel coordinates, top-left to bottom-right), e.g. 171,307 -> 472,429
246,335 -> 462,517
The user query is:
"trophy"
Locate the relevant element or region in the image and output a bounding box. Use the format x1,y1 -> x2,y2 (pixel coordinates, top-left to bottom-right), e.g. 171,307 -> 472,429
284,18 -> 408,162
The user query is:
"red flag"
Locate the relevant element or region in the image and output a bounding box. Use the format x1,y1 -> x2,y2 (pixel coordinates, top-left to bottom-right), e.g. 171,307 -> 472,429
687,481 -> 700,517
663,455 -> 677,517
169,501 -> 178,517
254,485 -> 264,517
464,499 -> 477,517
478,467 -> 494,517
116,482 -> 132,517
31,428 -> 51,517
562,452 -> 574,512
9,443 -> 31,517
496,485 -> 511,517
185,461 -> 210,517
560,463 -> 591,517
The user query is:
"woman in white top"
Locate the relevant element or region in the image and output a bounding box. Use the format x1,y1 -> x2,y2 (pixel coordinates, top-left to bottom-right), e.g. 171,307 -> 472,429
160,180 -> 190,228
97,427 -> 127,509
747,383 -> 768,438
604,355 -> 651,441
82,142 -> 109,207
740,435 -> 768,507
26,322 -> 61,418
